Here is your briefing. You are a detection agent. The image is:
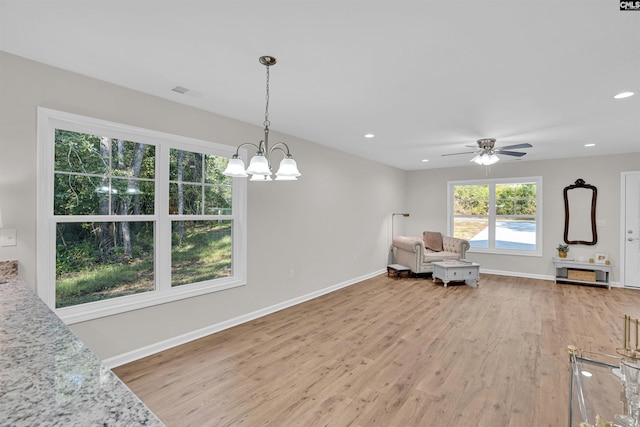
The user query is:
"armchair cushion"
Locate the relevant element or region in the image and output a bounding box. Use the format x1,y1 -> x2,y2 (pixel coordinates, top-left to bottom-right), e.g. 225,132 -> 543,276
423,231 -> 443,252
423,250 -> 460,263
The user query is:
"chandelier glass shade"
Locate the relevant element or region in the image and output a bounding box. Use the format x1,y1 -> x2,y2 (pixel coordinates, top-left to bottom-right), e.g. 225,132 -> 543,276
246,155 -> 270,175
223,158 -> 249,177
223,56 -> 301,181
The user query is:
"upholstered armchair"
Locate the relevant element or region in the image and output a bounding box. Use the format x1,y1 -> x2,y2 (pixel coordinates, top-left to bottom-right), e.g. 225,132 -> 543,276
393,231 -> 470,275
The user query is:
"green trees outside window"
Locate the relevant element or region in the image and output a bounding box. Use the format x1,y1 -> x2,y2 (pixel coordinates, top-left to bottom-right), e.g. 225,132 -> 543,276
451,180 -> 539,252
169,149 -> 232,287
53,130 -> 233,308
453,185 -> 490,247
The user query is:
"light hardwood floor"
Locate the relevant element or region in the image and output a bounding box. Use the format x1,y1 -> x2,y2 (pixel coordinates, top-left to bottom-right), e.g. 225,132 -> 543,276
114,274 -> 640,426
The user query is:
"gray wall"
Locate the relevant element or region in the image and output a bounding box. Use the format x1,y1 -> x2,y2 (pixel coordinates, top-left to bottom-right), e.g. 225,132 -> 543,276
1,51 -> 638,362
403,154 -> 640,281
0,52 -> 405,360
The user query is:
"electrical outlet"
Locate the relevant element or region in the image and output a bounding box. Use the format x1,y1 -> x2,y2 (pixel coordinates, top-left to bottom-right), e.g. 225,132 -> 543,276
0,229 -> 17,247
289,268 -> 294,279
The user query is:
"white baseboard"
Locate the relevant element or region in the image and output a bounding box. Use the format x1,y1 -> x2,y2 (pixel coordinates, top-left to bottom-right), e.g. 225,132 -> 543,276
104,269 -> 385,368
480,267 -> 622,288
105,267 -> 623,368
479,267 -> 552,281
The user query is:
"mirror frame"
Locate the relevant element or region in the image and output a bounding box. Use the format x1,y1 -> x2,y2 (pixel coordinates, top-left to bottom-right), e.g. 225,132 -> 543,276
563,178 -> 598,245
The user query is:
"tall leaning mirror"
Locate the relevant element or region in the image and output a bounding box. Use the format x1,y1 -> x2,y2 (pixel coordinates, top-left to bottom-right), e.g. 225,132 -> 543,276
563,178 -> 598,245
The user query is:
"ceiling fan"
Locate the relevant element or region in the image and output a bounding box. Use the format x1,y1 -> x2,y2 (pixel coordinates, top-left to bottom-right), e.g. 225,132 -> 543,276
442,138 -> 533,165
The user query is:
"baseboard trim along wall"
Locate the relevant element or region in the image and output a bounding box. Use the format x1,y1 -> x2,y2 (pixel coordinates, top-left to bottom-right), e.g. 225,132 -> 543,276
481,268 -> 622,288
104,268 -> 386,368
104,267 -> 622,368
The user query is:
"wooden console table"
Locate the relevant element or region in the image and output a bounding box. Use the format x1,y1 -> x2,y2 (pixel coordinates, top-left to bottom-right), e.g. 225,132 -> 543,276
553,258 -> 612,289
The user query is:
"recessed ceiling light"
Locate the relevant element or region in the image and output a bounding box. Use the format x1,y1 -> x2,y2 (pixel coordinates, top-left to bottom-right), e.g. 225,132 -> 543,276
364,133 -> 375,138
422,159 -> 429,162
614,91 -> 634,99
584,143 -> 596,147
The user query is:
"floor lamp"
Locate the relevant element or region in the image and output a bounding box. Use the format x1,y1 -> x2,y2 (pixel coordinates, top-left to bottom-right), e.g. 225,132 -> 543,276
390,212 -> 410,264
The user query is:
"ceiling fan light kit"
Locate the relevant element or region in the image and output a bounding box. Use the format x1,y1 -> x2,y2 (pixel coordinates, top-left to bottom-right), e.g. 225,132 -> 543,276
471,152 -> 500,165
443,138 -> 532,168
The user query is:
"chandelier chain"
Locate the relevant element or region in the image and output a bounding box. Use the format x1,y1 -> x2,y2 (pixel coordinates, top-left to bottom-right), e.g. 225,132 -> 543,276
264,65 -> 270,129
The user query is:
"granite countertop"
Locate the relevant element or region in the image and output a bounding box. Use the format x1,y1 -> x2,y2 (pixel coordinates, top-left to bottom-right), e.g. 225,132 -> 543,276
0,277 -> 164,426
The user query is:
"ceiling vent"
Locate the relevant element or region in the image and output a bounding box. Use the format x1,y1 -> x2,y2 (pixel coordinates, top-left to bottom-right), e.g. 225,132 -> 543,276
171,85 -> 189,94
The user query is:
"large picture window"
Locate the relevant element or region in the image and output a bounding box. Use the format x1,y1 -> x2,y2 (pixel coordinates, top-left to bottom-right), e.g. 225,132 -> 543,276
37,108 -> 247,323
448,177 -> 542,256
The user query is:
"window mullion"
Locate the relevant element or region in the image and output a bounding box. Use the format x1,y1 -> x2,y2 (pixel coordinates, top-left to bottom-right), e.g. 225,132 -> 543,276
488,184 -> 496,249
201,156 -> 206,215
156,143 -> 171,292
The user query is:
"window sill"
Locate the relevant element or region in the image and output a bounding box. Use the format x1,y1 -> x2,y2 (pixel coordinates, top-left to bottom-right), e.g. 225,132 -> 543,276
467,247 -> 543,257
56,278 -> 246,324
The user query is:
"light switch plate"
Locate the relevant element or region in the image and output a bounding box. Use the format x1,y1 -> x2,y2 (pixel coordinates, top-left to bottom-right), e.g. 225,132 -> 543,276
0,229 -> 17,246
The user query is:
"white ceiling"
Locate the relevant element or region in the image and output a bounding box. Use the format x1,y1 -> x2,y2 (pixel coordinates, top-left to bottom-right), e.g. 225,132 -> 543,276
1,0 -> 638,170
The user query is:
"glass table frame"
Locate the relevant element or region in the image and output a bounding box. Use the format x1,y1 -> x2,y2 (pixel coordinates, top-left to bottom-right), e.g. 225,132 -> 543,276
568,345 -> 626,427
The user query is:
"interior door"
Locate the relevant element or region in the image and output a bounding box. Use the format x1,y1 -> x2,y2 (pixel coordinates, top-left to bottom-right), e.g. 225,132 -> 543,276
623,172 -> 640,288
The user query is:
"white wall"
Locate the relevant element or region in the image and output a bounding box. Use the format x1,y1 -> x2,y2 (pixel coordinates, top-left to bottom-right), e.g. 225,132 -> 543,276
403,154 -> 640,282
0,52 -> 406,360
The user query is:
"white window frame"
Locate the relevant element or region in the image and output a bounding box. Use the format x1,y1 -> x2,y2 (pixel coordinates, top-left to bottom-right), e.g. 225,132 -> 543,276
37,107 -> 247,324
447,176 -> 543,257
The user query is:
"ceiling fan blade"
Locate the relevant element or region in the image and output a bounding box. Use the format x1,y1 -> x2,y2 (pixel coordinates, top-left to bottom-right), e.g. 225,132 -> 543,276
442,151 -> 478,157
498,150 -> 527,157
499,143 -> 532,150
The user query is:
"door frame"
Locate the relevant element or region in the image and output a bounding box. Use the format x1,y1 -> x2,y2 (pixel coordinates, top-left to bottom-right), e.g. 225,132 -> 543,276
620,171 -> 640,288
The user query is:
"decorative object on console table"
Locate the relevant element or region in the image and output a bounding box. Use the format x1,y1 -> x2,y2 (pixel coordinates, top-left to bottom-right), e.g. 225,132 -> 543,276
567,269 -> 596,282
556,243 -> 569,258
594,253 -> 608,264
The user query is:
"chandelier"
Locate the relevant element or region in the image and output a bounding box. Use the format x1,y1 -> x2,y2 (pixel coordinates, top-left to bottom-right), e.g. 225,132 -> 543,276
223,56 -> 301,181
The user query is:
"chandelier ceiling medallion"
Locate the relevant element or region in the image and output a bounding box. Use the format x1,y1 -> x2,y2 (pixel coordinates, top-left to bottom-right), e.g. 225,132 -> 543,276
223,56 -> 301,181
